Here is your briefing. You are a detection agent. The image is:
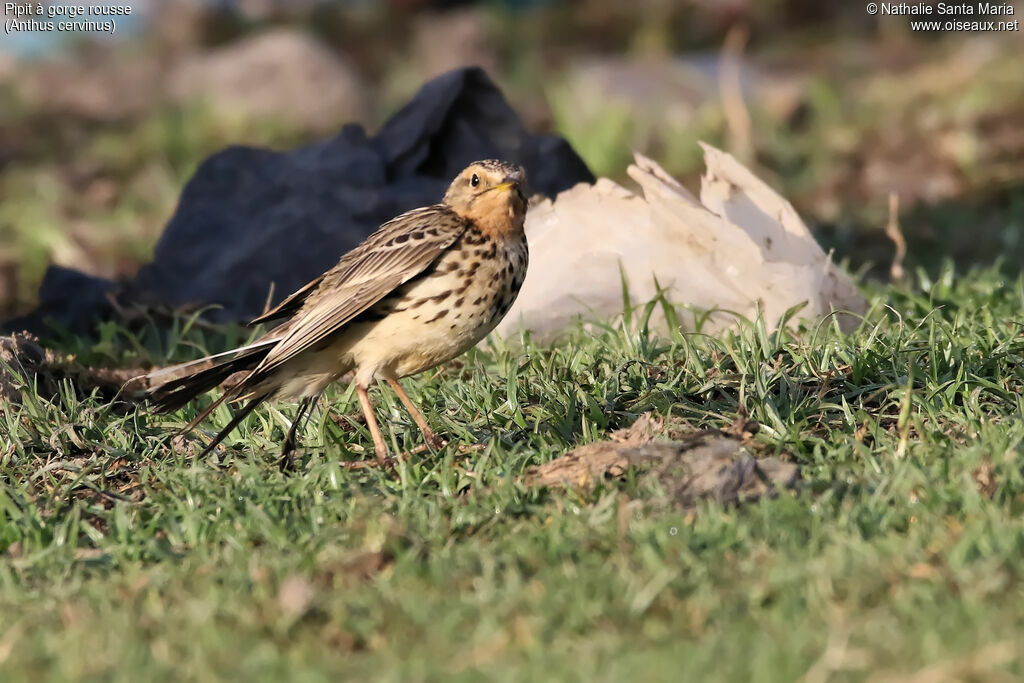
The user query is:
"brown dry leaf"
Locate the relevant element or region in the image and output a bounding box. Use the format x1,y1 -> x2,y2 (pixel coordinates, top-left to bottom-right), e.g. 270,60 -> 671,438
167,29 -> 368,134
907,563 -> 937,580
169,434 -> 202,458
338,551 -> 391,581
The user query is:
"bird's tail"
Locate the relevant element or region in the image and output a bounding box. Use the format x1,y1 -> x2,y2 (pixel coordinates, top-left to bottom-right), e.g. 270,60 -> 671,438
145,337 -> 278,413
143,338 -> 282,458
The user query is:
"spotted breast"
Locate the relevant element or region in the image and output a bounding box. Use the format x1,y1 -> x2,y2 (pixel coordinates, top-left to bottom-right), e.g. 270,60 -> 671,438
324,223 -> 529,388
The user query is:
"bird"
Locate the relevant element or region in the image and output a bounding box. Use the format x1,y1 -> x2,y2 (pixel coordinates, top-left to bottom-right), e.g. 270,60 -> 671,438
145,159 -> 529,467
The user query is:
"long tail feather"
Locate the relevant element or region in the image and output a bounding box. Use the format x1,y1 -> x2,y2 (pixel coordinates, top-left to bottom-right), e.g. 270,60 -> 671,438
143,337 -> 282,385
196,393 -> 270,459
148,343 -> 274,413
147,336 -> 281,457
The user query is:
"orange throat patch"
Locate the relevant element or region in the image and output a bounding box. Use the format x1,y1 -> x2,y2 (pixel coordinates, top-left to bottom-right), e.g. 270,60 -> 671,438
461,191 -> 527,241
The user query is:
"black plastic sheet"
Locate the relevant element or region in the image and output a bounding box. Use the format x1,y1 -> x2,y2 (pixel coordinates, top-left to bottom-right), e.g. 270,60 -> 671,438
4,67 -> 593,334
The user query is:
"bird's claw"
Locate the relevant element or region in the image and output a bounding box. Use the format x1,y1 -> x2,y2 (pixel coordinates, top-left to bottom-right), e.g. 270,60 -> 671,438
278,449 -> 299,474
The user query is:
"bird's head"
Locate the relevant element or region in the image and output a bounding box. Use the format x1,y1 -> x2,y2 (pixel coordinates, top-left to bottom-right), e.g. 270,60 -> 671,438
443,160 -> 528,238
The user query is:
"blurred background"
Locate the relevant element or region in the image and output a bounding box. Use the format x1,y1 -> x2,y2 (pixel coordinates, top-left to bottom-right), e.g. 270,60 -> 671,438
1,0 -> 1023,320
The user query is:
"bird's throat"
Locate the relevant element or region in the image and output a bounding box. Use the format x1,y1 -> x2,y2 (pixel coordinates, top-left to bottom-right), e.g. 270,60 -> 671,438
462,195 -> 527,241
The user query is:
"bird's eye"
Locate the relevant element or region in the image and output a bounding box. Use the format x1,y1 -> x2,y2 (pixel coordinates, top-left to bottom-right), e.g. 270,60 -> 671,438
470,173 -> 480,187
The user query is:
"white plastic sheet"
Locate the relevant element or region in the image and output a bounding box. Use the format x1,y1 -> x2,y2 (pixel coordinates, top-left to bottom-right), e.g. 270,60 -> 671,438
495,144 -> 867,340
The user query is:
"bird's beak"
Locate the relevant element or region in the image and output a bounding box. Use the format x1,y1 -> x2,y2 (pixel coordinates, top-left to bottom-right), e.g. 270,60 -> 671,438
494,171 -> 526,200
493,180 -> 520,193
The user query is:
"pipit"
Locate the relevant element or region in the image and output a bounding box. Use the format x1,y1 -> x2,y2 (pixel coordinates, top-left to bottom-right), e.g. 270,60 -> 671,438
146,160 -> 529,466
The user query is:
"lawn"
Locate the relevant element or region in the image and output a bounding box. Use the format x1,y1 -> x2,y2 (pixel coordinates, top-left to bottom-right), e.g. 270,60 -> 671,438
1,265 -> 1022,681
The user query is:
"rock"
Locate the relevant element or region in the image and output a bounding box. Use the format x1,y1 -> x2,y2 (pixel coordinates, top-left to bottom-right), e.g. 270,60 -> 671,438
18,56 -> 162,122
143,0 -> 206,54
167,28 -> 369,133
525,413 -> 664,489
558,53 -> 769,141
0,48 -> 14,85
411,8 -> 498,79
625,436 -> 799,509
3,267 -> 115,338
5,67 -> 594,334
0,260 -> 17,319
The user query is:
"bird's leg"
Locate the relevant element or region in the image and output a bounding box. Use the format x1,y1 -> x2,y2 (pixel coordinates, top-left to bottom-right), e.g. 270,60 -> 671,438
385,377 -> 444,449
279,397 -> 312,473
300,392 -> 323,435
355,382 -> 390,466
283,398 -> 312,453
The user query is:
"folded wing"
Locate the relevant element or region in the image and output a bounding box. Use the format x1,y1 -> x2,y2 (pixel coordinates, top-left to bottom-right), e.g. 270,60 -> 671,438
251,206 -> 469,376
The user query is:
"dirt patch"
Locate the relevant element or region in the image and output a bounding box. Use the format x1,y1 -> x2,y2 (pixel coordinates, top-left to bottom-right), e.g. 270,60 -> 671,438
525,413 -> 799,509
525,413 -> 664,488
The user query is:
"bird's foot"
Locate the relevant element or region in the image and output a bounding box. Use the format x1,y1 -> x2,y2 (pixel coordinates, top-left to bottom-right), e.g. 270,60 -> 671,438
279,452 -> 296,473
374,446 -> 395,469
278,430 -> 302,473
278,448 -> 300,474
415,425 -> 446,451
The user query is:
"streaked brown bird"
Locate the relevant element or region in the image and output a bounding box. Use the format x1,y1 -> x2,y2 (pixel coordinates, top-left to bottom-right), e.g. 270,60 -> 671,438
146,160 -> 529,466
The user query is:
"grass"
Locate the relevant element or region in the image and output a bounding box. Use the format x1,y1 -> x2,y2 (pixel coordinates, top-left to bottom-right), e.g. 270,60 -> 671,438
1,264 -> 1023,680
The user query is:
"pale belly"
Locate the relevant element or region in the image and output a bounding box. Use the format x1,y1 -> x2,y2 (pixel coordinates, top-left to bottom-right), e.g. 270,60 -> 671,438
349,234 -> 528,384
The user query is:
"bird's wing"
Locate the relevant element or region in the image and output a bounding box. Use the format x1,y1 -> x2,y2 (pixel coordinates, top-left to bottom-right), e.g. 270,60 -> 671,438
249,274 -> 326,326
251,205 -> 468,375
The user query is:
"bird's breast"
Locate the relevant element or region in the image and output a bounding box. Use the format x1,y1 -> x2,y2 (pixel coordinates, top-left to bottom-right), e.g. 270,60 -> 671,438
347,229 -> 528,379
